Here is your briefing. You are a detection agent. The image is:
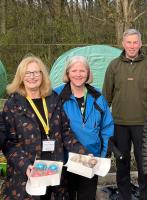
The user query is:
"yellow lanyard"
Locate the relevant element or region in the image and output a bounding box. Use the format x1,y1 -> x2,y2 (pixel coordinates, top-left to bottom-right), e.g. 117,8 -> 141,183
26,96 -> 49,135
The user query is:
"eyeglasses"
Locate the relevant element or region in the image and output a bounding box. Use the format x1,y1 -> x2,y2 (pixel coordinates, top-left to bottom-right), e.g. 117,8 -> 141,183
25,71 -> 42,77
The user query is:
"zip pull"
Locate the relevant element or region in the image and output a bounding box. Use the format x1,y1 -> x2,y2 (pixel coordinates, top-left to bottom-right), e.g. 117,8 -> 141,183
82,123 -> 85,128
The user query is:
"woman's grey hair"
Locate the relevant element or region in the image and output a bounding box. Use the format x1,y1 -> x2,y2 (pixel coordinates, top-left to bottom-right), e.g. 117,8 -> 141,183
62,55 -> 93,84
123,29 -> 142,41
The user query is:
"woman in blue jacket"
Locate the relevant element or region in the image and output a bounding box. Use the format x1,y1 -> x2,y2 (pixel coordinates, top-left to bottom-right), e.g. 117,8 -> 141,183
54,56 -> 114,200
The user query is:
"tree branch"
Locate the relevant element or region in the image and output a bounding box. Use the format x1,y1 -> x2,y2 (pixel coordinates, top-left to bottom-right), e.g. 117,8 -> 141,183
134,10 -> 147,21
90,15 -> 106,22
128,0 -> 136,16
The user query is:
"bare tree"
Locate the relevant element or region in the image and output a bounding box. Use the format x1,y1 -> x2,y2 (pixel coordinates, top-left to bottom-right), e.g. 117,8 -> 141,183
0,0 -> 6,34
99,0 -> 147,45
115,0 -> 137,45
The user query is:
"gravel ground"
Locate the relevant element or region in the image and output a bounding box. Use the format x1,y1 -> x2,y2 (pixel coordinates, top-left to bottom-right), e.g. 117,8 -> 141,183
96,171 -> 138,200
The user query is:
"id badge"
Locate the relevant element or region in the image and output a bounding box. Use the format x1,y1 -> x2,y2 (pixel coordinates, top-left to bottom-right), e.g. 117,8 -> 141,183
42,140 -> 55,152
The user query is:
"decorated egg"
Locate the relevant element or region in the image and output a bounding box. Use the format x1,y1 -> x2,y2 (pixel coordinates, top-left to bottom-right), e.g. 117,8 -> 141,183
46,169 -> 56,175
88,158 -> 97,168
71,155 -> 80,162
48,164 -> 58,171
34,162 -> 47,170
32,172 -> 41,177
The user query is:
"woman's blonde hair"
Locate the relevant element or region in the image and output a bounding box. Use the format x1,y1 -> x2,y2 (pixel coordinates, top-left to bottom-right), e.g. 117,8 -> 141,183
62,56 -> 93,84
7,55 -> 51,97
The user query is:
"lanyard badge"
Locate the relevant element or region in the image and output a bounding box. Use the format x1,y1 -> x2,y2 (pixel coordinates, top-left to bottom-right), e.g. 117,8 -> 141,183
26,96 -> 55,151
42,140 -> 55,152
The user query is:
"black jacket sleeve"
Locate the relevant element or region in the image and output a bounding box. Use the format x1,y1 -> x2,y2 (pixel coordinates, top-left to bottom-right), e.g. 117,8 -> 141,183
0,111 -> 6,150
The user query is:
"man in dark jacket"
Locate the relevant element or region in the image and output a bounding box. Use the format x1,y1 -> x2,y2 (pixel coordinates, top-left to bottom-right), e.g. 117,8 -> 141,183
103,29 -> 147,200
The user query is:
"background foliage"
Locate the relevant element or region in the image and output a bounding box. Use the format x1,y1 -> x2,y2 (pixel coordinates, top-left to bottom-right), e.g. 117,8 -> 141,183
0,0 -> 147,84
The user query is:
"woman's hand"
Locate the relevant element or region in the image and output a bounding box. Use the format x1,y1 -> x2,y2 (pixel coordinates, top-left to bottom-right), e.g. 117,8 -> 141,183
88,154 -> 94,157
26,165 -> 33,177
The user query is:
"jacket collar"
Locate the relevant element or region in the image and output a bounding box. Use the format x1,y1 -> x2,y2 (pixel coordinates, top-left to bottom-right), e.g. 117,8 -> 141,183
60,83 -> 100,101
120,49 -> 145,62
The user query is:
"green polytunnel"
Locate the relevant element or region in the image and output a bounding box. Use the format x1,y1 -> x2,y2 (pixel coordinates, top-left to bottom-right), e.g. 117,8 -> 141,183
50,45 -> 122,90
0,60 -> 7,97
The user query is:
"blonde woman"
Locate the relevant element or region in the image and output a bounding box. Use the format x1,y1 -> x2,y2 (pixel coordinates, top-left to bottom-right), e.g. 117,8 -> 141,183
1,55 -> 86,200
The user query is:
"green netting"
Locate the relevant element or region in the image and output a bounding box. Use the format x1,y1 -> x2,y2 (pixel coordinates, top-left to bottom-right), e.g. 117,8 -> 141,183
50,45 -> 122,90
0,60 -> 7,97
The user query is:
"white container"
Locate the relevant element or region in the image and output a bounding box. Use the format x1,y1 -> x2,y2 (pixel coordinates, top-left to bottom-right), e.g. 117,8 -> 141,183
29,160 -> 63,187
66,152 -> 111,178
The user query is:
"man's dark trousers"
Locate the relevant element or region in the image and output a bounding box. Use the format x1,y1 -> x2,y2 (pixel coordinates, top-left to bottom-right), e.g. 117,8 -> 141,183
114,125 -> 147,200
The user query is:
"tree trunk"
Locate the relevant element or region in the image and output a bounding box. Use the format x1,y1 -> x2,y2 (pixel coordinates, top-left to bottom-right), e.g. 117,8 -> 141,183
0,0 -> 6,34
115,0 -> 136,45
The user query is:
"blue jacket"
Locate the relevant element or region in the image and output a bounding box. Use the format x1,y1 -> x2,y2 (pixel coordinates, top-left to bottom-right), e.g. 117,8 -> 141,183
54,84 -> 114,157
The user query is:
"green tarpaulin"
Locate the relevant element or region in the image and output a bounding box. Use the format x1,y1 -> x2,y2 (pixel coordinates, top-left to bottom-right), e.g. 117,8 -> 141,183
0,60 -> 7,97
50,45 -> 122,90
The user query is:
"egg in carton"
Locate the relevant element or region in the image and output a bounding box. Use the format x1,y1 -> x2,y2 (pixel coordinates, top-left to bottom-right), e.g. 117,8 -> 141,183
29,160 -> 63,187
70,154 -> 97,168
68,153 -> 100,178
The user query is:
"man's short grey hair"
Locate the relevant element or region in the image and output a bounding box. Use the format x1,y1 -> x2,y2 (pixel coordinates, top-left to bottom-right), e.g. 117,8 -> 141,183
123,29 -> 142,41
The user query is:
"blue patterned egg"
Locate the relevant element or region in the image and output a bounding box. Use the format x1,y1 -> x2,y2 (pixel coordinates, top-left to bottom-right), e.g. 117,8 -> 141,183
48,164 -> 58,171
35,162 -> 47,170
